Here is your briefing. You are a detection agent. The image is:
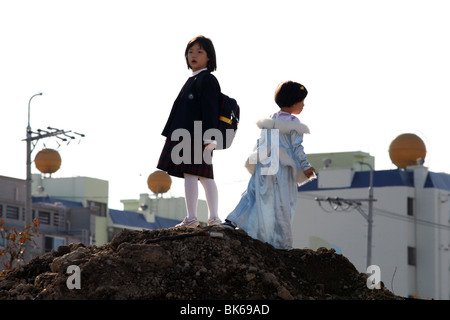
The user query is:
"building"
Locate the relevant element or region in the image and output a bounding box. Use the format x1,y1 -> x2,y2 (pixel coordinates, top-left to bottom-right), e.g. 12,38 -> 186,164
120,193 -> 208,223
107,170 -> 208,240
32,175 -> 191,243
32,174 -> 109,245
294,152 -> 450,299
108,193 -> 208,241
0,175 -> 97,266
0,173 -> 190,267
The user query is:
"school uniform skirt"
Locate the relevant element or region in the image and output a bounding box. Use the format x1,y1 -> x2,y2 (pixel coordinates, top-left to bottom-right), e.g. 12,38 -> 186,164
157,139 -> 214,179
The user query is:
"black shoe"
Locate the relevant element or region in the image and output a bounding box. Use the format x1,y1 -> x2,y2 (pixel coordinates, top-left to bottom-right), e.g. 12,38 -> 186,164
221,220 -> 237,230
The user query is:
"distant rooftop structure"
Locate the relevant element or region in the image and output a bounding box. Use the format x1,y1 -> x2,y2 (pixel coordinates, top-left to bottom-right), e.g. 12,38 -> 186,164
109,209 -> 179,230
32,196 -> 84,208
298,168 -> 450,192
307,151 -> 375,171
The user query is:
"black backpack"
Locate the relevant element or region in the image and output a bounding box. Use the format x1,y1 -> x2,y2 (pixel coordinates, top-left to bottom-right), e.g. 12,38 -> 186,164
216,93 -> 239,149
194,74 -> 240,150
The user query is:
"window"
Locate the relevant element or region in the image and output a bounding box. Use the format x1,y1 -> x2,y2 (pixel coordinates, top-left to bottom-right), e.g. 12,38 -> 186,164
407,197 -> 414,216
38,211 -> 51,224
44,236 -> 66,252
53,212 -> 60,226
87,201 -> 107,217
408,246 -> 416,266
0,204 -> 3,217
6,206 -> 19,220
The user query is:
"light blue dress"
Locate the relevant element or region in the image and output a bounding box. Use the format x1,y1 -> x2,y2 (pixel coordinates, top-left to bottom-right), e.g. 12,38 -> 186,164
226,111 -> 316,249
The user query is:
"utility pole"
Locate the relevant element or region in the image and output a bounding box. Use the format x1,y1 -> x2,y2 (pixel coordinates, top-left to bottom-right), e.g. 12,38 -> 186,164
315,161 -> 375,267
25,93 -> 42,230
23,93 -> 85,260
359,161 -> 374,267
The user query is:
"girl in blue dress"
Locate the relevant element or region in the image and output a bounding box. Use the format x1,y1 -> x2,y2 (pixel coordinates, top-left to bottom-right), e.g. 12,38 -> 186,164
223,81 -> 316,249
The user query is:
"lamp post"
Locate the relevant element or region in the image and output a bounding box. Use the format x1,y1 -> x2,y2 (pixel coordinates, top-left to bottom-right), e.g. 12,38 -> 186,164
22,93 -> 85,261
25,93 -> 42,229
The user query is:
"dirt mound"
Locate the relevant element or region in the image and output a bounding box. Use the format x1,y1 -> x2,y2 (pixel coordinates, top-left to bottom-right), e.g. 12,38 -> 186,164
0,226 -> 402,300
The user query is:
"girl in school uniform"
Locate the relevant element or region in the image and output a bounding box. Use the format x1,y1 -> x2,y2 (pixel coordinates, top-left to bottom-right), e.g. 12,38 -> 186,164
157,35 -> 222,227
223,81 -> 316,250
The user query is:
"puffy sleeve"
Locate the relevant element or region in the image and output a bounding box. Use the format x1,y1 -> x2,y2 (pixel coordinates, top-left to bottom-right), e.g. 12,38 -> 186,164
291,131 -> 312,171
290,129 -> 316,186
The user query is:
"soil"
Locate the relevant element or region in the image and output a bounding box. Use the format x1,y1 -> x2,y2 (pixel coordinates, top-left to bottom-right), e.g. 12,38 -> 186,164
0,226 -> 403,300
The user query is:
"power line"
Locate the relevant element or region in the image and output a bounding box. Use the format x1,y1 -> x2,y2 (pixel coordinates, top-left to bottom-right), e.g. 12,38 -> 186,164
298,192 -> 450,231
371,206 -> 450,231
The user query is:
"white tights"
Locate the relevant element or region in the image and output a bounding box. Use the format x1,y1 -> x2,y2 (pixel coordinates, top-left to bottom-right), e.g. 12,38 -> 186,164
184,173 -> 218,220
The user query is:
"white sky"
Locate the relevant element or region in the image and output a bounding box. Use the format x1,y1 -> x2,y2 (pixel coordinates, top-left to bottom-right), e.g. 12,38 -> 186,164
1,0 -> 449,220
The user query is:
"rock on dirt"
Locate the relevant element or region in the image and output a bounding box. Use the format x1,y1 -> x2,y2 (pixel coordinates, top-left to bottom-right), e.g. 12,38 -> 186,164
0,226 -> 403,300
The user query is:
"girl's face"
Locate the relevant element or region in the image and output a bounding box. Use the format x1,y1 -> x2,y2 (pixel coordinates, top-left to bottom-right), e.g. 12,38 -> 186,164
187,43 -> 210,72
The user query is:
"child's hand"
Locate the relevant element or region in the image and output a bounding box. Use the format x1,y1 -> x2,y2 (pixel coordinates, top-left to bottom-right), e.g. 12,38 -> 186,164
304,167 -> 316,178
204,141 -> 217,150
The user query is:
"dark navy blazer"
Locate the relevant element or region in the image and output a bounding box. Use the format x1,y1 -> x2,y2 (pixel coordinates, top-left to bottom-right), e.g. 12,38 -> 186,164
161,70 -> 221,140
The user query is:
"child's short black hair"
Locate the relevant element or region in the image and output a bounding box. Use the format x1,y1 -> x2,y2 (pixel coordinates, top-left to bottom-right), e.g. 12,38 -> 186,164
274,81 -> 308,108
185,35 -> 217,72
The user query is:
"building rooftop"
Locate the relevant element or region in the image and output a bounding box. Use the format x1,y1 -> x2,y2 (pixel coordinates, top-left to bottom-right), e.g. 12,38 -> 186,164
298,169 -> 450,192
425,171 -> 450,191
109,209 -> 180,230
32,196 -> 84,208
32,196 -> 181,230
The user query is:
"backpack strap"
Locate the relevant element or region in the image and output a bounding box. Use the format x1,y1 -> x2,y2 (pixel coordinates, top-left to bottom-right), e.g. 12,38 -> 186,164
219,115 -> 233,125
